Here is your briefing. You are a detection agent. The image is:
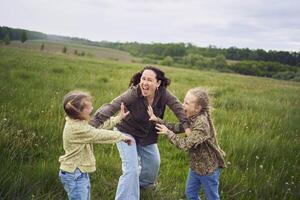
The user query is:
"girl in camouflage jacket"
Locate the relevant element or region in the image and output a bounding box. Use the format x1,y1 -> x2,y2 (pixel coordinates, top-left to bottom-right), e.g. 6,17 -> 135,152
149,87 -> 226,200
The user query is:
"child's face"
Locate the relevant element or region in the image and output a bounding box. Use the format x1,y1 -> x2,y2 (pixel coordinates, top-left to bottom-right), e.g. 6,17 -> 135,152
82,98 -> 93,117
183,92 -> 201,118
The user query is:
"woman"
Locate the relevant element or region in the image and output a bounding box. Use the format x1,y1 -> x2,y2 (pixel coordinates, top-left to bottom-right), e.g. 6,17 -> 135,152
91,66 -> 189,200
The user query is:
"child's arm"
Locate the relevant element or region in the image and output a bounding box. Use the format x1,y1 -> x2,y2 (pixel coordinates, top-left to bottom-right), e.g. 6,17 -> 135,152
98,103 -> 129,130
156,118 -> 184,133
147,106 -> 184,133
69,123 -> 133,145
156,116 -> 210,151
90,89 -> 134,128
98,116 -> 120,130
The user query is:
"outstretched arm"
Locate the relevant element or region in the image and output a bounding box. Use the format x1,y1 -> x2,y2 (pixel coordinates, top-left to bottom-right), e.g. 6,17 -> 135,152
165,90 -> 190,132
156,116 -> 210,151
70,124 -> 134,145
99,103 -> 130,130
90,88 -> 135,128
147,105 -> 183,133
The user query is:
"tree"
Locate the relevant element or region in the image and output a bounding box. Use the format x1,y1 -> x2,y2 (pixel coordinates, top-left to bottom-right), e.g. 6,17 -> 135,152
62,46 -> 67,53
21,30 -> 27,43
183,54 -> 199,66
160,56 -> 174,66
40,43 -> 44,51
4,33 -> 10,45
213,54 -> 227,69
272,71 -> 295,80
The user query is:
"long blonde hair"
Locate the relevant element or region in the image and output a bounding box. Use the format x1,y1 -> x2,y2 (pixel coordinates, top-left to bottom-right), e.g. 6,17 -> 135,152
63,91 -> 92,120
188,87 -> 225,156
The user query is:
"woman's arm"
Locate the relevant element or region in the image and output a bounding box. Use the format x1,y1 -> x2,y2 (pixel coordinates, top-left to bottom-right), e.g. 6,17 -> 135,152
165,90 -> 189,131
90,88 -> 135,128
99,103 -> 129,130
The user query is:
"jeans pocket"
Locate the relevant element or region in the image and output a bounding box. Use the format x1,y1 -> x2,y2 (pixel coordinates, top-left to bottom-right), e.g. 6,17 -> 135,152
74,168 -> 88,180
59,170 -> 76,183
59,170 -> 66,179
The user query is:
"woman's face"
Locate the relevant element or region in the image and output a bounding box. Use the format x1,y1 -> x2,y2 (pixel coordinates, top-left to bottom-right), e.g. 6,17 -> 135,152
140,69 -> 161,98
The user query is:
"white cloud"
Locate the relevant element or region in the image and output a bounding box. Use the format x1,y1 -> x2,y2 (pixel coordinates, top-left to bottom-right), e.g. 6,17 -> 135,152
0,0 -> 299,51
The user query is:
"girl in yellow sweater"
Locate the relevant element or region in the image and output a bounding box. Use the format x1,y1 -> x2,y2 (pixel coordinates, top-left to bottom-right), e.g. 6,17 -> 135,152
58,91 -> 133,200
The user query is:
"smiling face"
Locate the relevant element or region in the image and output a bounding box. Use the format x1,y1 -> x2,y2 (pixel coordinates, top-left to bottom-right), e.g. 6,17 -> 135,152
139,69 -> 161,98
183,92 -> 201,118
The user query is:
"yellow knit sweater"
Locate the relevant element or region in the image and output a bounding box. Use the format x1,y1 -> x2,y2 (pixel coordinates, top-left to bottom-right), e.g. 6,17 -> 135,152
59,116 -> 126,173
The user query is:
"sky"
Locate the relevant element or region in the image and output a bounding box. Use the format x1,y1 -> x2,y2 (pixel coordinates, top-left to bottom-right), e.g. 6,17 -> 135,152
1,0 -> 300,51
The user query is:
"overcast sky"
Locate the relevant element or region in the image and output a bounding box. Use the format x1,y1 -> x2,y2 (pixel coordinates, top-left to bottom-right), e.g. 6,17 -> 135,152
1,0 -> 300,51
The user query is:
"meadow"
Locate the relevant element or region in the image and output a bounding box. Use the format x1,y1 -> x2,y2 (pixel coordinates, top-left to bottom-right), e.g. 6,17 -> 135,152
8,40 -> 139,63
0,44 -> 299,200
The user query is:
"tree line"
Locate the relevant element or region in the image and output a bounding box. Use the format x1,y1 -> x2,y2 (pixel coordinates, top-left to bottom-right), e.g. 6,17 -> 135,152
97,42 -> 300,81
2,26 -> 299,67
1,26 -> 299,81
98,42 -> 300,67
0,26 -> 47,44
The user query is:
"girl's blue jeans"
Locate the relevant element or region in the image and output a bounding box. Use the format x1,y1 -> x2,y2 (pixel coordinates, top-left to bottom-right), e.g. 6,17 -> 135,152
115,132 -> 160,200
185,168 -> 221,200
59,168 -> 90,200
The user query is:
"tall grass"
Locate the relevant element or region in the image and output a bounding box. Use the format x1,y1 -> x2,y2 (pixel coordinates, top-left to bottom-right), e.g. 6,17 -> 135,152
0,46 -> 299,199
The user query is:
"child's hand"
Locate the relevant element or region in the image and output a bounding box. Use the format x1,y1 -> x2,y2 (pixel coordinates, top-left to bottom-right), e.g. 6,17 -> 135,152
122,135 -> 134,146
119,102 -> 130,120
185,128 -> 192,136
147,106 -> 158,122
155,123 -> 172,135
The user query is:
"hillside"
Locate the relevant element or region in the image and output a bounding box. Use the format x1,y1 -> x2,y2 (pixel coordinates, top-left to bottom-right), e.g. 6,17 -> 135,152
1,26 -> 300,82
0,46 -> 299,199
8,40 -> 139,63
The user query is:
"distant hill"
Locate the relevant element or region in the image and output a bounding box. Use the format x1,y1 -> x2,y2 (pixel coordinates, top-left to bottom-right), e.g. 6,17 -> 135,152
1,26 -> 299,66
1,26 -> 299,81
0,26 -> 47,41
8,40 -> 138,63
0,26 -> 102,46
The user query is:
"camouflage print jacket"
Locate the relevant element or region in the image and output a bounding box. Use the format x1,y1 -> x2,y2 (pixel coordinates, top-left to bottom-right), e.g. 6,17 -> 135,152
159,112 -> 226,175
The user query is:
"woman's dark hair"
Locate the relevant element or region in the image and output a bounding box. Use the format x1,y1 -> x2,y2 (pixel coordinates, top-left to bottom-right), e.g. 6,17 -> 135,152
129,66 -> 171,88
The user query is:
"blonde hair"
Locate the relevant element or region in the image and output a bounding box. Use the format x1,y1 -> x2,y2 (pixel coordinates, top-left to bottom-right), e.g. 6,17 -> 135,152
188,87 -> 225,156
63,91 -> 92,120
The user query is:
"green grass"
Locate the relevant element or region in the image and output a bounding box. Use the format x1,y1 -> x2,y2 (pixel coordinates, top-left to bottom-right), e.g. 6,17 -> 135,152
0,46 -> 299,200
8,40 -> 139,63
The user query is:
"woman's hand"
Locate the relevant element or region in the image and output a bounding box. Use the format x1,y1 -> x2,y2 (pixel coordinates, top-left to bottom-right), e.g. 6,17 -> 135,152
147,106 -> 158,122
122,135 -> 134,146
119,102 -> 130,120
155,123 -> 173,136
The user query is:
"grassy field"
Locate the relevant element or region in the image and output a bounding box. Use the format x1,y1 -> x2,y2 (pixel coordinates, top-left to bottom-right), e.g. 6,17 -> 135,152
0,45 -> 299,200
8,40 -> 139,63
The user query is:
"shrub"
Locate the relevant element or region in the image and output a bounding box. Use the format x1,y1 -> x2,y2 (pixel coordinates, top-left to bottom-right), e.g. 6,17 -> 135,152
160,56 -> 174,66
62,46 -> 67,53
272,71 -> 295,80
40,43 -> 44,51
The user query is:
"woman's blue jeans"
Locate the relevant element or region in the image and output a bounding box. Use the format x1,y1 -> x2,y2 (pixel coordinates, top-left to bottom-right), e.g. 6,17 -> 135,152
115,133 -> 160,200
